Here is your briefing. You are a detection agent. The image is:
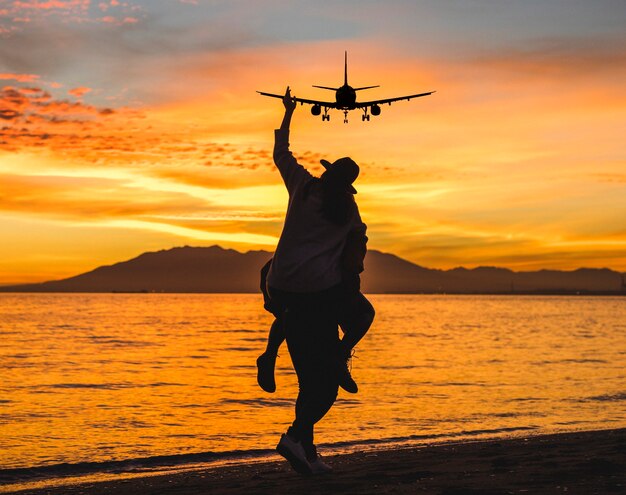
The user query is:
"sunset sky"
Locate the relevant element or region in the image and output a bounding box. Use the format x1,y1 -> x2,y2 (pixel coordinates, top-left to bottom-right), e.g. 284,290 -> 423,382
1,0 -> 625,284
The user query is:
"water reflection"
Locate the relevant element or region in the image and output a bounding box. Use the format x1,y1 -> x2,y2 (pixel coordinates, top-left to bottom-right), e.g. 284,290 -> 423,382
0,293 -> 624,470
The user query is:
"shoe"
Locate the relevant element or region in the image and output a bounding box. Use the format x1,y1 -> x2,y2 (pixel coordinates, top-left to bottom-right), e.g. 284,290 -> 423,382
256,352 -> 277,393
309,454 -> 333,474
338,352 -> 358,394
276,433 -> 312,475
305,445 -> 333,474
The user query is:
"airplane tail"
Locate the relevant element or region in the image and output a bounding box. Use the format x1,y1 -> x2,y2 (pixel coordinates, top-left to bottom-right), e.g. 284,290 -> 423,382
346,51 -> 380,90
312,51 -> 379,91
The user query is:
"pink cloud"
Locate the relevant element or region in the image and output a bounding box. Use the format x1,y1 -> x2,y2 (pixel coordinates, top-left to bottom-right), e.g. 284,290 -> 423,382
99,15 -> 139,25
11,1 -> 89,11
1,0 -> 142,31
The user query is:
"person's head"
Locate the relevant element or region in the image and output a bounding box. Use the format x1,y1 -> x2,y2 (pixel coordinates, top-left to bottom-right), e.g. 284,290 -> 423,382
320,157 -> 359,195
318,157 -> 359,225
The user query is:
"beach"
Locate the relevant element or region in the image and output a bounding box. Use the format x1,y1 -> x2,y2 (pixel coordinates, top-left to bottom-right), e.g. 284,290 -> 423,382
9,428 -> 624,495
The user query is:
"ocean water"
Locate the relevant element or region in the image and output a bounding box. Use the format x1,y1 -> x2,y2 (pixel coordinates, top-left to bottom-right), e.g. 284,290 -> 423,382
1,294 -> 625,482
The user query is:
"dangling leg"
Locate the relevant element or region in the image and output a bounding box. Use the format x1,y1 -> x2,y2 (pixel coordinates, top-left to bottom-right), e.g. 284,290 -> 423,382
257,259 -> 286,393
257,316 -> 285,393
337,292 -> 375,393
339,292 -> 375,353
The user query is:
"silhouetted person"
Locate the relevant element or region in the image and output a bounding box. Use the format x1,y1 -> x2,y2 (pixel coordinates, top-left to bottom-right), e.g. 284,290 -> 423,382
262,87 -> 373,474
257,245 -> 375,393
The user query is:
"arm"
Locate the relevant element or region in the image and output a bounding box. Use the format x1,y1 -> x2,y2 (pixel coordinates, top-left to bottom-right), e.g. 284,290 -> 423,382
273,87 -> 311,193
280,86 -> 296,130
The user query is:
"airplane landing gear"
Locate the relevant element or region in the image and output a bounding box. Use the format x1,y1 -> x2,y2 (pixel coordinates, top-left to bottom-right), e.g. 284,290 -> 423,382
343,110 -> 349,123
322,108 -> 330,121
361,108 -> 370,121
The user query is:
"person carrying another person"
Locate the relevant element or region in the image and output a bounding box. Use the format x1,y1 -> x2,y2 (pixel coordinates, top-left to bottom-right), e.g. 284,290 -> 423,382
259,87 -> 374,475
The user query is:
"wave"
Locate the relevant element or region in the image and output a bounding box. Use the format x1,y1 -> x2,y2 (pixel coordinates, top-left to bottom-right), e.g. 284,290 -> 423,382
0,447 -> 274,486
0,425 -> 538,487
578,392 -> 626,403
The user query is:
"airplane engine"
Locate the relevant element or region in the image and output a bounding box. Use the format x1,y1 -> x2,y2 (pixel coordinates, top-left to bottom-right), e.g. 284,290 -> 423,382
371,104 -> 381,116
311,105 -> 322,116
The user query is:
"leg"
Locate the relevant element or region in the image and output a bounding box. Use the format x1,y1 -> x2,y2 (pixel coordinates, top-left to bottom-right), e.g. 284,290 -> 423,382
265,317 -> 285,355
339,292 -> 375,356
257,316 -> 285,393
284,299 -> 339,456
336,292 -> 375,393
257,258 -> 286,393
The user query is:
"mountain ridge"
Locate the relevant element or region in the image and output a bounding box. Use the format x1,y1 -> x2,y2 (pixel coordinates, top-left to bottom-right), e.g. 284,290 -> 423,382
1,245 -> 624,294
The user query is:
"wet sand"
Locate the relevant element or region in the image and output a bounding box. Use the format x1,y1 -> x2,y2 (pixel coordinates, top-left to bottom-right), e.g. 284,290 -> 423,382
13,428 -> 626,495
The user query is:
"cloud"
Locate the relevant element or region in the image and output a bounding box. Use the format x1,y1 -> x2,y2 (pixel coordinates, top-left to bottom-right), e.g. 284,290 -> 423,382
0,172 -> 212,220
0,0 -> 143,32
0,171 -> 283,256
465,35 -> 626,85
1,3 -> 625,276
0,73 -> 40,82
0,86 -> 112,132
10,1 -> 89,11
68,86 -> 92,98
0,84 -> 129,151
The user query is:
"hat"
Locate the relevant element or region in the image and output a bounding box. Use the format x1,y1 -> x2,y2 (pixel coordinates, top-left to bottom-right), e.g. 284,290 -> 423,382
320,157 -> 359,194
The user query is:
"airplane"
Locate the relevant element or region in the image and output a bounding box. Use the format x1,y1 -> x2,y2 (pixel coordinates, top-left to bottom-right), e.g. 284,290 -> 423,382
257,52 -> 435,123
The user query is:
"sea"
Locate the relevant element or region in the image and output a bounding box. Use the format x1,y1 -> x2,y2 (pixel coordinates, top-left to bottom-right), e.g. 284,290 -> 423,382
1,294 -> 625,490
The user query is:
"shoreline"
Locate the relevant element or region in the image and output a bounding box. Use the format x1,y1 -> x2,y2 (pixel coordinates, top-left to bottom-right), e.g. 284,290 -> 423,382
4,428 -> 624,495
1,291 -> 625,296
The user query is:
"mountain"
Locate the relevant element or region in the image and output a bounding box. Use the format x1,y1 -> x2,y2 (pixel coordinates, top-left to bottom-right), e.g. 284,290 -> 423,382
1,245 -> 624,294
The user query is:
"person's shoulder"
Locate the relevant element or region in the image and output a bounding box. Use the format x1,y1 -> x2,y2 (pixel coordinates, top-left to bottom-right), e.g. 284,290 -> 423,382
293,173 -> 318,197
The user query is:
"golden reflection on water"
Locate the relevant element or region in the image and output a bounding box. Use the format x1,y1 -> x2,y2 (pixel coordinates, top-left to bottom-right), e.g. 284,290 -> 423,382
1,294 -> 625,470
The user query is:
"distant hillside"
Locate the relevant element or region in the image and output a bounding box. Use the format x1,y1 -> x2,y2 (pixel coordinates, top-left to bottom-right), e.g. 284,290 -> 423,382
1,245 -> 624,294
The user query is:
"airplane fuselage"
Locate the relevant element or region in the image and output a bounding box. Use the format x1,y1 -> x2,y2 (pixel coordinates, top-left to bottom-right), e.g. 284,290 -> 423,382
335,85 -> 357,109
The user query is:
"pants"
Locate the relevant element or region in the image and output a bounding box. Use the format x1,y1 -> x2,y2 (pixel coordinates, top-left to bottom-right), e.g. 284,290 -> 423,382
262,263 -> 375,357
269,286 -> 341,450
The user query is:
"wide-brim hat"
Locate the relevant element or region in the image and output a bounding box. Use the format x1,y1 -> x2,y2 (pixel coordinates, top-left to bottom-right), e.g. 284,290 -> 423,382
320,157 -> 359,194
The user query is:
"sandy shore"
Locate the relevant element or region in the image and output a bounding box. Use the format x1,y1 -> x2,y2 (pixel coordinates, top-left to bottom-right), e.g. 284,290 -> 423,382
10,428 -> 626,495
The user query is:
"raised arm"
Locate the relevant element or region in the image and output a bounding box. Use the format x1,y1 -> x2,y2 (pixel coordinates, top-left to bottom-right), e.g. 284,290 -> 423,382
273,86 -> 311,193
280,86 -> 296,130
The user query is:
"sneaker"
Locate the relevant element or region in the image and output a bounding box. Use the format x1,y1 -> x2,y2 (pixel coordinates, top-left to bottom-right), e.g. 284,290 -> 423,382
309,454 -> 333,474
338,353 -> 358,394
305,445 -> 333,474
276,433 -> 312,475
256,352 -> 277,393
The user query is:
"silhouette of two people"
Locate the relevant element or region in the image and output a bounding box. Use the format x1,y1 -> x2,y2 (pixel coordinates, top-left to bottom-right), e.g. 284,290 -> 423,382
256,87 -> 374,474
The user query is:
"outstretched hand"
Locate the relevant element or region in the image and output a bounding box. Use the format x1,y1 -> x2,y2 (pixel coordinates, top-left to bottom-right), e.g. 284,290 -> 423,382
283,86 -> 297,113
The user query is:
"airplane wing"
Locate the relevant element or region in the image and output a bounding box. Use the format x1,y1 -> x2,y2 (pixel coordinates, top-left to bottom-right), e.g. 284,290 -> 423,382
257,91 -> 337,108
355,91 -> 435,108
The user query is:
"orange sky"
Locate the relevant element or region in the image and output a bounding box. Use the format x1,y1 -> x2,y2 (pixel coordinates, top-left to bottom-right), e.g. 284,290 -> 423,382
1,1 -> 625,284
